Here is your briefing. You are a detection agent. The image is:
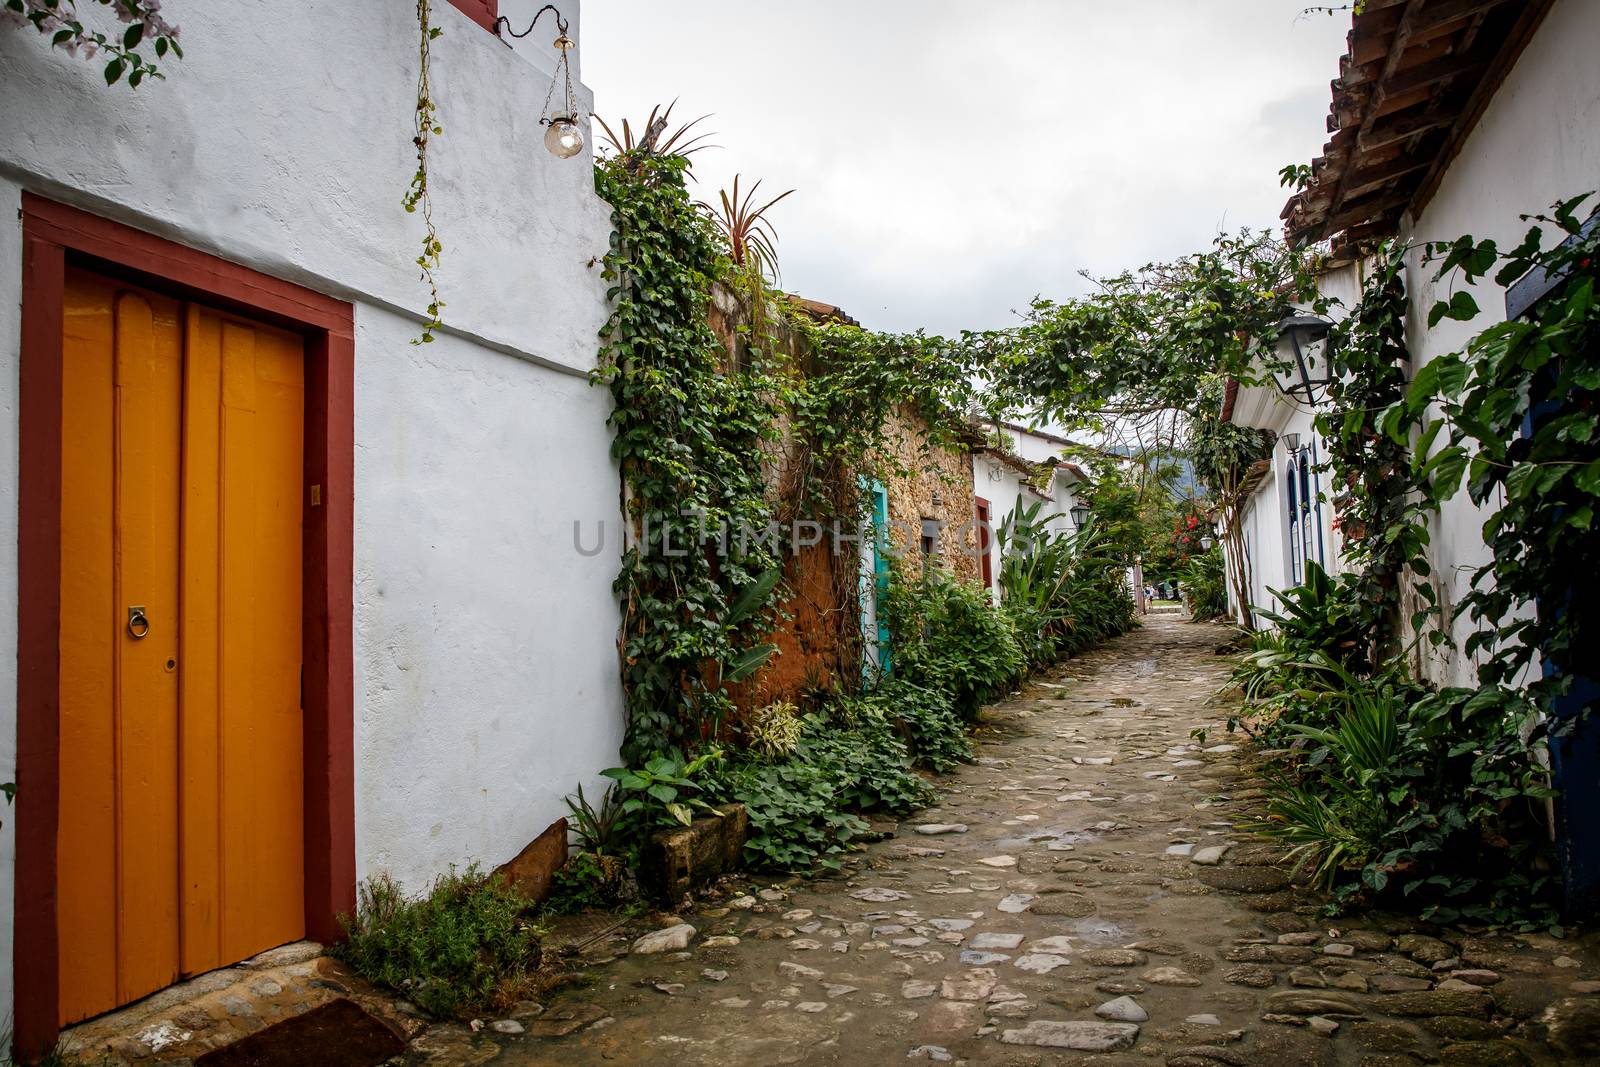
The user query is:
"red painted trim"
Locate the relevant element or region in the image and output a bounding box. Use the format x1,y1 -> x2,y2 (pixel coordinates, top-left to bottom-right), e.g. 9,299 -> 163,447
974,497 -> 994,590
14,195 -> 355,1057
15,233 -> 66,1055
301,330 -> 358,943
446,0 -> 499,33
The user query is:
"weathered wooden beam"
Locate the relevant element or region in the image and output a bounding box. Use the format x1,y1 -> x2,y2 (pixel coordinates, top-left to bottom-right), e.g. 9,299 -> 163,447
1322,191 -> 1411,237
1359,108 -> 1458,151
1414,0 -> 1514,36
1343,151 -> 1434,197
1385,49 -> 1489,97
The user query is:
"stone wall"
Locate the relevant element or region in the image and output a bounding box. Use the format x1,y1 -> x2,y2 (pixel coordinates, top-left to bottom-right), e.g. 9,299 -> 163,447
704,286 -> 980,708
878,409 -> 982,586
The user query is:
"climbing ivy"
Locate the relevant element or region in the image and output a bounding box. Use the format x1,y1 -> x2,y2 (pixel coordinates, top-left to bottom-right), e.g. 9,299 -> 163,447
592,147 -> 993,761
1314,241 -> 1442,659
787,319 -> 979,521
1394,195 -> 1600,702
592,150 -> 786,762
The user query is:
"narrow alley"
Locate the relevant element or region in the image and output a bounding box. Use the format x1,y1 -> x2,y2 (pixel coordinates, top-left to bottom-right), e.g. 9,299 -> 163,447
413,616 -> 1599,1067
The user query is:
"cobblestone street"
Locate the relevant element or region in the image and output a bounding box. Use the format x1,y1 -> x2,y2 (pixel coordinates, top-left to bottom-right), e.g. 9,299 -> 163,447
408,615 -> 1600,1066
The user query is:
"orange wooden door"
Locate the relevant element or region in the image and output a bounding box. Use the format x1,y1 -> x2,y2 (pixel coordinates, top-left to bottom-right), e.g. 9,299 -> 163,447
178,303 -> 306,976
57,269 -> 305,1025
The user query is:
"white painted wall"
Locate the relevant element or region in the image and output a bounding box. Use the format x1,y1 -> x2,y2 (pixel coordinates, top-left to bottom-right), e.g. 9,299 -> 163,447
1396,0 -> 1600,689
0,0 -> 624,1021
1225,381 -> 1342,628
972,425 -> 1090,601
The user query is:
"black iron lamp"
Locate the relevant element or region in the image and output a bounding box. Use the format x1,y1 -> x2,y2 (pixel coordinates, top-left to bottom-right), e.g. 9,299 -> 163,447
495,4 -> 583,159
1070,504 -> 1091,527
1271,313 -> 1335,406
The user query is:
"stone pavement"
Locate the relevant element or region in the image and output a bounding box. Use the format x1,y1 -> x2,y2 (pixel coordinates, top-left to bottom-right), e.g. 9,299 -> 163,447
412,615 -> 1600,1067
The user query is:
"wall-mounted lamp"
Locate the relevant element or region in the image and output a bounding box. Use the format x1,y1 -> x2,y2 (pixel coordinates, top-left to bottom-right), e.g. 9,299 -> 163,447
1271,313 -> 1335,406
930,488 -> 944,508
1283,432 -> 1301,452
1200,534 -> 1216,550
495,4 -> 583,159
1070,504 -> 1091,527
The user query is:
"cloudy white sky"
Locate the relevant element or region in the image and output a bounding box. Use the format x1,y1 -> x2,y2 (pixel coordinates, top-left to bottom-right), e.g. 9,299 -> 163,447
583,1 -> 1351,336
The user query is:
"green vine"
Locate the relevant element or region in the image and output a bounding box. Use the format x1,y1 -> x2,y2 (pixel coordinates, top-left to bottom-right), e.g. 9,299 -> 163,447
787,319 -> 978,522
1320,194 -> 1600,700
405,0 -> 444,344
1316,242 -> 1442,659
1397,195 -> 1600,701
593,151 -> 785,762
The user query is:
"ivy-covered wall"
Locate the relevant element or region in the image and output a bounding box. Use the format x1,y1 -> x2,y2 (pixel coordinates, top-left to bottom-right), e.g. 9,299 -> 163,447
1395,0 -> 1600,690
702,283 -> 982,710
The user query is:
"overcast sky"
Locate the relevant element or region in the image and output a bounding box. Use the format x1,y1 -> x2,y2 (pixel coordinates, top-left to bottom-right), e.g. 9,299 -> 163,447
583,1 -> 1351,336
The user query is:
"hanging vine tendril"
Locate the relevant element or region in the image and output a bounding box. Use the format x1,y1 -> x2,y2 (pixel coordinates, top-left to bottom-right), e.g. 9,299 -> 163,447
405,0 -> 444,344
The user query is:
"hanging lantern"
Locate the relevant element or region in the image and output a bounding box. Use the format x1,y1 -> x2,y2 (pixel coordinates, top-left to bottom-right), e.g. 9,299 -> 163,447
1270,313 -> 1335,406
495,5 -> 583,159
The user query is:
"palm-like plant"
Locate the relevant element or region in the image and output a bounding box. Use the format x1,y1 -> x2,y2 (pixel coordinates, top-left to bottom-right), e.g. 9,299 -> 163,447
592,100 -> 716,162
712,174 -> 795,282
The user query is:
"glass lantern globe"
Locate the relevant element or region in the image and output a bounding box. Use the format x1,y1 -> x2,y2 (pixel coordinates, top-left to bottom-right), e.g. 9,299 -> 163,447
544,113 -> 583,159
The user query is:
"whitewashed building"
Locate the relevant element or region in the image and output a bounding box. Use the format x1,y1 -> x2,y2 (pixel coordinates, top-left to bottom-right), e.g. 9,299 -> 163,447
1273,0 -> 1600,913
970,421 -> 1089,597
1218,264 -> 1362,628
1,0 -> 624,1050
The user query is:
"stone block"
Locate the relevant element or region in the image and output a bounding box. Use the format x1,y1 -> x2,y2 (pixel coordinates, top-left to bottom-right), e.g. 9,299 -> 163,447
494,817 -> 568,902
642,803 -> 749,902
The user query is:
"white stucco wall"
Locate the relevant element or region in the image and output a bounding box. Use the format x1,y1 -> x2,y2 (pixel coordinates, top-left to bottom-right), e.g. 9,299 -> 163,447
972,446 -> 1088,603
1225,381 -> 1342,628
1398,0 -> 1600,688
0,0 -> 625,1022
1223,255 -> 1366,628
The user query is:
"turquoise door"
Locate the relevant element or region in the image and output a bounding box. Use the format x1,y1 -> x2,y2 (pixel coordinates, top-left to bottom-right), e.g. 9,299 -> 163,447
861,479 -> 892,678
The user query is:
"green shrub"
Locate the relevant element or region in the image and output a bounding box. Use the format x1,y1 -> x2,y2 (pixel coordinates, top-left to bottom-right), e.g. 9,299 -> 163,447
1247,653 -> 1557,927
336,867 -> 542,1018
1181,548 -> 1227,621
879,679 -> 973,771
544,850 -> 635,915
1254,561 -> 1369,672
993,501 -> 1137,668
883,570 -> 1024,718
600,749 -> 724,834
710,708 -> 935,871
831,678 -> 971,772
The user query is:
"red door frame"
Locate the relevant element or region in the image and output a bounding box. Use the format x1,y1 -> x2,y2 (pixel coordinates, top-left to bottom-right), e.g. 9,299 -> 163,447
974,497 -> 993,589
14,194 -> 356,1055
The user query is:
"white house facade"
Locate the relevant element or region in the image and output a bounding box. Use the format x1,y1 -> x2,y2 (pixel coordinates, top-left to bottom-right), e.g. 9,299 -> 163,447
1220,262 -> 1363,628
1269,0 -> 1600,688
970,421 -> 1089,598
1,0 -> 624,1048
1276,0 -> 1600,912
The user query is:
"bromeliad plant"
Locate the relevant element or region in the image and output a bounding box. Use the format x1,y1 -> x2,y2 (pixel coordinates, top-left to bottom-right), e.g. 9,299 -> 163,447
713,174 -> 795,283
995,499 -> 1137,670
